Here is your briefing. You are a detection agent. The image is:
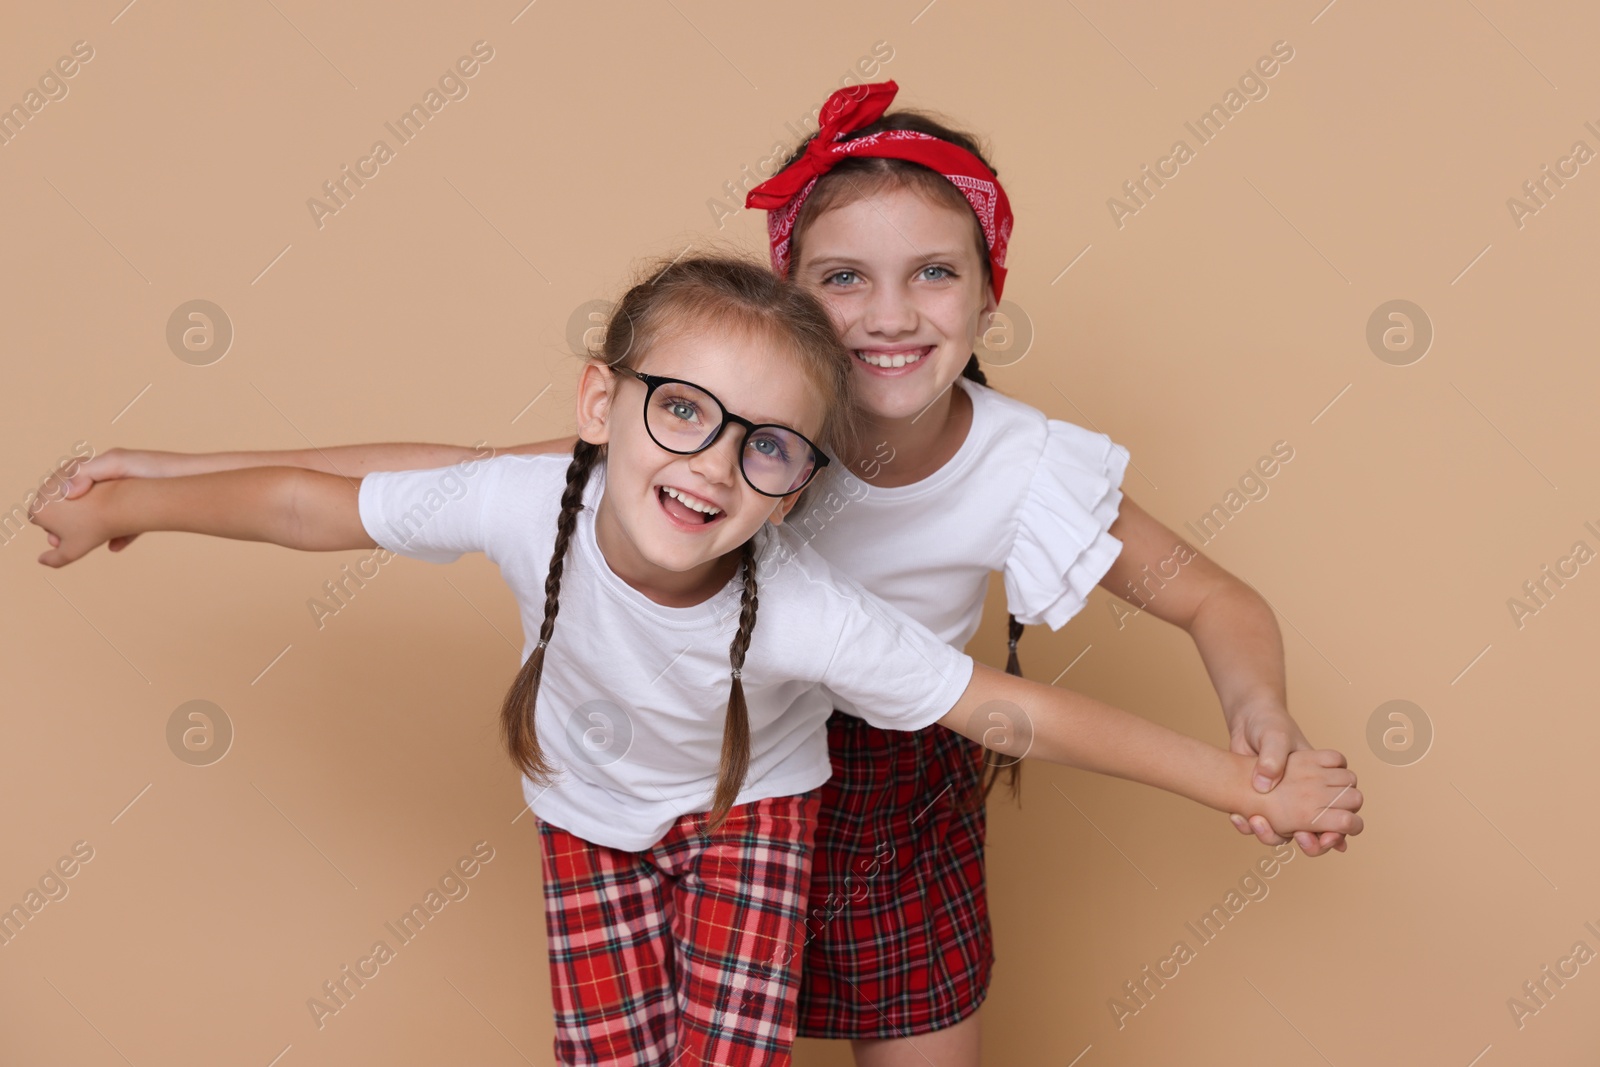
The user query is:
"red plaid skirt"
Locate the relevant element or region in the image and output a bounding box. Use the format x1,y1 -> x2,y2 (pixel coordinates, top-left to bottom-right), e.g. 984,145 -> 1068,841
795,713 -> 995,1038
536,790 -> 822,1066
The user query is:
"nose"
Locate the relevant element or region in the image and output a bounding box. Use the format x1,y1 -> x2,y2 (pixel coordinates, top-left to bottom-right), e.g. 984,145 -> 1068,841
685,421 -> 742,488
862,279 -> 917,338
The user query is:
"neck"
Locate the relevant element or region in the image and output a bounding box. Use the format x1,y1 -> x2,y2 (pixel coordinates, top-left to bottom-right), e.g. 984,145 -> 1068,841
848,376 -> 974,488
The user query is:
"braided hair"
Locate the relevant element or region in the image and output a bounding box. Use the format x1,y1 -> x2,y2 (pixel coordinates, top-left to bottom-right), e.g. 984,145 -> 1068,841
499,254 -> 861,834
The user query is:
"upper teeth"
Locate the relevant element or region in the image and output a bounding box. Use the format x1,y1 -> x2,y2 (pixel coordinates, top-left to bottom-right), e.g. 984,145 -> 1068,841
663,486 -> 721,515
857,349 -> 925,368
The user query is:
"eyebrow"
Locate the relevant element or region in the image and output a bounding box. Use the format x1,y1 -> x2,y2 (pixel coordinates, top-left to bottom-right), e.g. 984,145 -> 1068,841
805,249 -> 973,269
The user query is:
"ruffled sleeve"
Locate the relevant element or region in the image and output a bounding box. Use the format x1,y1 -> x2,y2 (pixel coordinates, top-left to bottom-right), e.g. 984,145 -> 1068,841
1002,420 -> 1131,630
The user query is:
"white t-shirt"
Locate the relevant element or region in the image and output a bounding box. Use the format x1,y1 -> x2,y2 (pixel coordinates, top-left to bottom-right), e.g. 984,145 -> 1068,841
795,376 -> 1132,649
358,454 -> 974,851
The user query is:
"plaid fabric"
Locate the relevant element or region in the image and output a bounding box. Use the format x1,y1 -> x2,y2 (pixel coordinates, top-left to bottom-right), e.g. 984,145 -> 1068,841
536,789 -> 822,1065
795,713 -> 995,1038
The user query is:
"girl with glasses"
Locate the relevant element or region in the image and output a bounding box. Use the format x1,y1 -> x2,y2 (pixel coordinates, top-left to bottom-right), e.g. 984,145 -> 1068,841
32,253 -> 1360,1067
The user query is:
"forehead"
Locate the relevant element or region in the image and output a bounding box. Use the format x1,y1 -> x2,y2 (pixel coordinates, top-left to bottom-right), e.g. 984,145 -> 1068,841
634,323 -> 827,437
797,184 -> 983,267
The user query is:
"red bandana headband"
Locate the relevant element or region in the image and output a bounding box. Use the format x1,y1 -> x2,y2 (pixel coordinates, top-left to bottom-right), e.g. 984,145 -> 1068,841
745,80 -> 1013,301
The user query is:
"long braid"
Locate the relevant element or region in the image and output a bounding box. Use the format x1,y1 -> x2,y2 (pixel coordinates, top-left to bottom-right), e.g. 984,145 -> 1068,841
499,441 -> 602,784
958,353 -> 1026,809
703,539 -> 759,833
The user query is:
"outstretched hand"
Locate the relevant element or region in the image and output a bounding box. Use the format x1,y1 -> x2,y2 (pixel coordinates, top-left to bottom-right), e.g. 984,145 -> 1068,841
1226,701 -> 1349,856
51,448 -> 168,552
30,479 -> 121,567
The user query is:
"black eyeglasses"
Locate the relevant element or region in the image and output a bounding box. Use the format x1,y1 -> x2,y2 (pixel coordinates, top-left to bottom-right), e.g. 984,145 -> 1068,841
620,369 -> 830,497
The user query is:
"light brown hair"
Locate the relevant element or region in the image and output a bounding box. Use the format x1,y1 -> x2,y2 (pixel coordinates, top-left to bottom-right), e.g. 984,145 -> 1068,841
499,253 -> 862,833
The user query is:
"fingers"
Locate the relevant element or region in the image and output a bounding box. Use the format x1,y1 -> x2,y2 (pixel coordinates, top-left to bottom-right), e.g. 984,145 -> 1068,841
63,471 -> 93,500
1310,747 -> 1349,769
1248,815 -> 1287,846
1253,732 -> 1291,792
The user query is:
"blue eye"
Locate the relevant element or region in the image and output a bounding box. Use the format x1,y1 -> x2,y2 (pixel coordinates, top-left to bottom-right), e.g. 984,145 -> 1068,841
748,434 -> 791,462
920,265 -> 953,281
662,397 -> 701,423
823,270 -> 859,286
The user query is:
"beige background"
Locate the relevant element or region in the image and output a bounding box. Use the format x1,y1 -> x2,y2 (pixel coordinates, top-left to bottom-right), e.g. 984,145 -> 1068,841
3,1 -> 1597,1064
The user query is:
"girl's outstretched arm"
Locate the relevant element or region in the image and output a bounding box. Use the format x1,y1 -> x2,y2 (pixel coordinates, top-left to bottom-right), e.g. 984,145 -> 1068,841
52,438 -> 575,553
1098,493 -> 1346,855
31,468 -> 373,567
66,438 -> 575,485
937,663 -> 1363,840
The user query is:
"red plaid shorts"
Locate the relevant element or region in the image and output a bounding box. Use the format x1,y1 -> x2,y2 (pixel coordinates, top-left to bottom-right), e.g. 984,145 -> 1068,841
536,789 -> 822,1065
795,713 -> 995,1038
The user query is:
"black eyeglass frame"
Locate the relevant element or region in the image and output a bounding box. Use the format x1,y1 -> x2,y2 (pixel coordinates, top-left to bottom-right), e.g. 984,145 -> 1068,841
620,369 -> 831,498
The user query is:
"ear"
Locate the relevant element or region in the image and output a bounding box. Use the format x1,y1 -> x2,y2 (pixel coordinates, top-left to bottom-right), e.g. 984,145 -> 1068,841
981,282 -> 1000,320
766,491 -> 803,526
574,363 -> 617,446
